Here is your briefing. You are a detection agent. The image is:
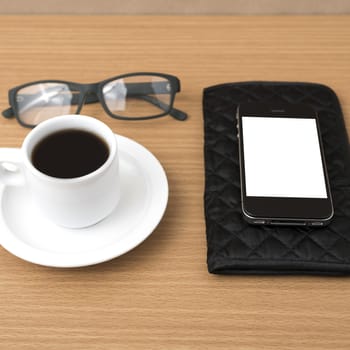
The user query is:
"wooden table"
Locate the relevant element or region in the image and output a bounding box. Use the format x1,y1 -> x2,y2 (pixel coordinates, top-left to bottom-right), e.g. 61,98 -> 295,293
0,15 -> 350,350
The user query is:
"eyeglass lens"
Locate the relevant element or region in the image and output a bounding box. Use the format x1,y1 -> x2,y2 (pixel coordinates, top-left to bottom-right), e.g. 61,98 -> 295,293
102,75 -> 172,118
16,83 -> 80,126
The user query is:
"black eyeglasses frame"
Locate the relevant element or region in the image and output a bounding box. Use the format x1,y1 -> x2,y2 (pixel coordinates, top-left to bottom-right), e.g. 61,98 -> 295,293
2,72 -> 187,128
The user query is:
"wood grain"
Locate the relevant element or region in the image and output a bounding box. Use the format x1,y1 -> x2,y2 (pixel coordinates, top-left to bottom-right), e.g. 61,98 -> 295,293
0,15 -> 350,350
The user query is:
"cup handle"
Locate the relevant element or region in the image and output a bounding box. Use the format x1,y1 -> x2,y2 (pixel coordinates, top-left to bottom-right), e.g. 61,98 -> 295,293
0,148 -> 26,186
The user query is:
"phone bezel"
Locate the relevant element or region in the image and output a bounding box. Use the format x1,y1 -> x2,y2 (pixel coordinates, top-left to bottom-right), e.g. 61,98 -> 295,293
237,103 -> 334,224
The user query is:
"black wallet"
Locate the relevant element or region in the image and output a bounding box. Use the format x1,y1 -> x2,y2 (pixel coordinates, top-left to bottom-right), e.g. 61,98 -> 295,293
203,82 -> 350,275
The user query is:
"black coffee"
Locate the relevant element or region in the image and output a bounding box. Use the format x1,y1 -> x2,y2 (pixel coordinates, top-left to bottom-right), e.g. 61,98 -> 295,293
32,129 -> 109,178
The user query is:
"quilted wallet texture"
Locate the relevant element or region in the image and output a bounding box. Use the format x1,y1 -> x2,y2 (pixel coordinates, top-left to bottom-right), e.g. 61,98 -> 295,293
203,82 -> 350,275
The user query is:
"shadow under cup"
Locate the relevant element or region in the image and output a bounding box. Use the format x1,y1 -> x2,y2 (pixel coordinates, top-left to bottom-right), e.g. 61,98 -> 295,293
22,115 -> 120,228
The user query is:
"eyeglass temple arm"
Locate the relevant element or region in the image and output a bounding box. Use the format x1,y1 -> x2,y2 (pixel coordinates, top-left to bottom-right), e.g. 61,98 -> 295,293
133,95 -> 187,121
2,107 -> 13,118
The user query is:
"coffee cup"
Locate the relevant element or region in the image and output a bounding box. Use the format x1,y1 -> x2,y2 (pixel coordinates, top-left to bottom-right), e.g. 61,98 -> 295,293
0,115 -> 120,228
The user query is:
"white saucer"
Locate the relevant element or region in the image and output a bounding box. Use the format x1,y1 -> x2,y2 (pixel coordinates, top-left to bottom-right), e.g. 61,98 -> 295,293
0,134 -> 168,268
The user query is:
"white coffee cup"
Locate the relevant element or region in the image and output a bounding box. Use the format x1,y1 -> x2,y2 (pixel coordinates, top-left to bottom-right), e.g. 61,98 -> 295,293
0,115 -> 120,228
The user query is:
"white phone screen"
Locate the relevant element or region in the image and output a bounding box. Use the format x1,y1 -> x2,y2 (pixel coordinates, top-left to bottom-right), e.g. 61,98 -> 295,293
242,116 -> 328,198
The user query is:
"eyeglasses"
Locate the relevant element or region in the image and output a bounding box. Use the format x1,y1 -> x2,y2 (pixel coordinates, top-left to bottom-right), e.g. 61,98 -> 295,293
2,72 -> 188,128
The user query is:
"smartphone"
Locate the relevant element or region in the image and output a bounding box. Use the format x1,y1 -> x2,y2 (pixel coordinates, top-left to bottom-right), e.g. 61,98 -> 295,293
237,103 -> 333,226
